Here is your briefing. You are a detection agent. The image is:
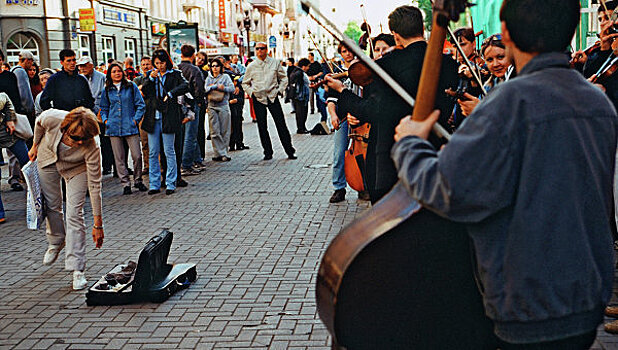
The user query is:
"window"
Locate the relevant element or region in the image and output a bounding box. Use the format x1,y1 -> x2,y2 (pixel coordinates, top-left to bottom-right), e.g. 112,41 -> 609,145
124,38 -> 136,59
102,36 -> 115,63
6,32 -> 40,66
78,35 -> 90,57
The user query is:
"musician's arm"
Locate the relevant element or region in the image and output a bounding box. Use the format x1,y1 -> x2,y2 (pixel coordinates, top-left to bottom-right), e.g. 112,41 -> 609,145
391,92 -> 517,223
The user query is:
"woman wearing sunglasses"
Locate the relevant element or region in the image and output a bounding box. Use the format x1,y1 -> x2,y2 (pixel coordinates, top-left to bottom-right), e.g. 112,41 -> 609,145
204,58 -> 234,162
457,34 -> 515,116
28,107 -> 104,290
100,61 -> 147,195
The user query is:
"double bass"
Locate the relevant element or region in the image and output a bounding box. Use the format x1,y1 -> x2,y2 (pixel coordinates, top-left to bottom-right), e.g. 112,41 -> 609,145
302,1 -> 496,349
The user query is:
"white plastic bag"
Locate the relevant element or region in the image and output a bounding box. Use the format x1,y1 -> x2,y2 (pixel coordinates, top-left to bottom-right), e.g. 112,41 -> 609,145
21,160 -> 46,230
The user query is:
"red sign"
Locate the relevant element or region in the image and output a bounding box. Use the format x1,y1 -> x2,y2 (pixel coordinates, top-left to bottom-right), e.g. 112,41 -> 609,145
218,0 -> 226,30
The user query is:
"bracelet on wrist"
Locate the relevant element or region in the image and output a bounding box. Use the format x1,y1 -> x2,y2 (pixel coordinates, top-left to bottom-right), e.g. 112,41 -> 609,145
93,225 -> 104,230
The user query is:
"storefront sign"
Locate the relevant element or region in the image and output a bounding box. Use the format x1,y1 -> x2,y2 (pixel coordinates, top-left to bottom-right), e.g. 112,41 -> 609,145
102,6 -> 137,27
167,22 -> 199,65
151,22 -> 166,36
218,0 -> 227,31
79,8 -> 96,32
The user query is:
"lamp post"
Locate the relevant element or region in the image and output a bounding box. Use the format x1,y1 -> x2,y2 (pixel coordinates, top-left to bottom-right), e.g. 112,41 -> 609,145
236,1 -> 260,60
279,18 -> 297,58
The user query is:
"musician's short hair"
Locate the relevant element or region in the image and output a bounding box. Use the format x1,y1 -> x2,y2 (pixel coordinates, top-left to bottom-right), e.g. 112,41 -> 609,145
298,58 -> 310,68
500,0 -> 580,53
453,28 -> 475,44
388,5 -> 424,39
374,33 -> 396,48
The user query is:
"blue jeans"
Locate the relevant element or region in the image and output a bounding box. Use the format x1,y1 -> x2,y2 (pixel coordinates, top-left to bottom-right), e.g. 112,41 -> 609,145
316,88 -> 328,122
182,104 -> 202,168
147,119 -> 177,191
332,121 -> 349,191
0,139 -> 29,219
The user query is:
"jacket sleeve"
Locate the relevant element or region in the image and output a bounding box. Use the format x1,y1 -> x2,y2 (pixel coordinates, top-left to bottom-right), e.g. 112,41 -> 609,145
132,83 -> 145,123
390,89 -> 519,223
99,88 -> 109,124
277,63 -> 288,97
39,76 -> 54,111
81,76 -> 95,111
84,142 -> 103,217
92,78 -> 104,114
223,75 -> 235,93
241,66 -> 254,97
0,93 -> 16,122
194,68 -> 206,100
168,71 -> 190,98
14,68 -> 34,115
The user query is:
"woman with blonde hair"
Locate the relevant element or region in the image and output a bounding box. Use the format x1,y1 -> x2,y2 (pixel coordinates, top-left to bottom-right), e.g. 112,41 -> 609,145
28,107 -> 104,290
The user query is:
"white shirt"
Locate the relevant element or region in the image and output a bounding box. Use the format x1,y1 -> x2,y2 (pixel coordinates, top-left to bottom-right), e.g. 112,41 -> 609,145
241,56 -> 288,105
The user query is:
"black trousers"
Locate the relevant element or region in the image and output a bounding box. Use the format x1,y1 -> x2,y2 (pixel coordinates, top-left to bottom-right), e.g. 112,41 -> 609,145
292,98 -> 308,132
498,330 -> 596,350
229,105 -> 244,147
252,97 -> 295,157
197,102 -> 206,159
99,122 -> 114,172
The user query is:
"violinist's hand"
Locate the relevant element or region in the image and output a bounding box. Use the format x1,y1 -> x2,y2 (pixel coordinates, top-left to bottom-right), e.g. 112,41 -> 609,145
5,120 -> 15,134
458,64 -> 473,78
600,20 -> 618,50
348,115 -> 360,126
458,92 -> 480,117
325,74 -> 345,93
394,110 -> 440,142
571,50 -> 588,65
589,75 -> 607,92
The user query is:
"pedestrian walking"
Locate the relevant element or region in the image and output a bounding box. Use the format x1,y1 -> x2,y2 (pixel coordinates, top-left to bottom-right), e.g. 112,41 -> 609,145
100,62 -> 147,195
242,43 -> 296,160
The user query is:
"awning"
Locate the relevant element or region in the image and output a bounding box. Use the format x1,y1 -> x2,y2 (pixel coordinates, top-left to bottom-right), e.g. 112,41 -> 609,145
199,35 -> 224,48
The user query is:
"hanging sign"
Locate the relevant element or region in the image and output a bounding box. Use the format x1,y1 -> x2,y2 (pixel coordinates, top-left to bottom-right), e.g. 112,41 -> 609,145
79,8 -> 96,32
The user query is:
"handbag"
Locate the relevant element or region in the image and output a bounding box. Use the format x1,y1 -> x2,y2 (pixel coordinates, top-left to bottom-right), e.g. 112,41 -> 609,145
14,113 -> 33,140
208,89 -> 225,103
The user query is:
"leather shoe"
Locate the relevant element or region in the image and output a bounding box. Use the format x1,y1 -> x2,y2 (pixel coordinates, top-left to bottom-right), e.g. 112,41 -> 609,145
11,183 -> 24,191
287,153 -> 298,160
43,242 -> 65,266
166,189 -> 175,195
148,189 -> 160,195
123,186 -> 132,195
329,189 -> 346,203
177,179 -> 188,187
134,182 -> 148,192
263,155 -> 273,160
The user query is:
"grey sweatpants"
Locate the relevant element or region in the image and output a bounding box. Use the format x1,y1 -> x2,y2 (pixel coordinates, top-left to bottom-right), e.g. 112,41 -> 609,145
38,164 -> 88,271
110,135 -> 143,187
208,105 -> 231,158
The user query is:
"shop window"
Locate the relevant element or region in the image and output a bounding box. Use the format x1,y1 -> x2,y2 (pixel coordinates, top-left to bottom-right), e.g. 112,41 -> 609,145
102,36 -> 115,62
6,32 -> 40,66
78,35 -> 91,58
124,38 -> 136,59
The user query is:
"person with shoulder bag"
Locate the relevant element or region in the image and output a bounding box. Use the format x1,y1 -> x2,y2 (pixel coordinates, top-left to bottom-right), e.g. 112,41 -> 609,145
0,93 -> 29,223
100,62 -> 147,195
204,58 -> 234,161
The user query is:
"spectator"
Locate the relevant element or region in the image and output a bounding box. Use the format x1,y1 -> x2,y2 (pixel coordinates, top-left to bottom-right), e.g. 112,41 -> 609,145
242,43 -> 295,160
0,93 -> 29,224
28,107 -> 104,290
0,49 -> 22,120
11,50 -> 35,123
178,44 -> 206,176
195,51 -> 209,159
40,49 -> 95,112
307,52 -> 323,114
124,57 -> 140,81
204,57 -> 234,162
28,61 -> 42,100
100,61 -> 147,195
229,76 -> 248,151
288,58 -> 311,134
133,56 -> 153,175
140,49 -> 189,195
35,68 -> 55,117
1,63 -> 9,72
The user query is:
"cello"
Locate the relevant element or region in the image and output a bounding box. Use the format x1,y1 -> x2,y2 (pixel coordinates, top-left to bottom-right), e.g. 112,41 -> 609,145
303,1 -> 496,349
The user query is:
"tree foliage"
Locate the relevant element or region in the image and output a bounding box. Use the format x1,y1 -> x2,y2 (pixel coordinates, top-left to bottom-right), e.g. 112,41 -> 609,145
344,21 -> 363,43
417,0 -> 433,32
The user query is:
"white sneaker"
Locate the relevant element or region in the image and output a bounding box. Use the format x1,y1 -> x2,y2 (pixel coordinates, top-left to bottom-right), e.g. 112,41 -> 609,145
42,242 -> 65,266
73,271 -> 88,290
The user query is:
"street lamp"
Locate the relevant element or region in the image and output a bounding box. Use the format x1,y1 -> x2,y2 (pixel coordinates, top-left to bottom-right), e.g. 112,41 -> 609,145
279,18 -> 297,57
235,2 -> 260,60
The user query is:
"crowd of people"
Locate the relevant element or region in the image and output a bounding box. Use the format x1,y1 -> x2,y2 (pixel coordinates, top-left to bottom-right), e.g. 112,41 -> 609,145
2,0 -> 618,347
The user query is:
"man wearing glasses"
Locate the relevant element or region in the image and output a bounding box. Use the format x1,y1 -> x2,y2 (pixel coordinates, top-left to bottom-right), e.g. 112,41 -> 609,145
40,49 -> 95,113
242,42 -> 296,160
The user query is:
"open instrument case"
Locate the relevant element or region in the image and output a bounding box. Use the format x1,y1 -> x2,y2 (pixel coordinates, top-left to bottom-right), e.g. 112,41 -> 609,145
86,230 -> 197,306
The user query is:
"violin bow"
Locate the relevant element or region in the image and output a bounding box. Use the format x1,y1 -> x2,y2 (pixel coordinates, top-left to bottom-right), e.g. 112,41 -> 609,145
307,29 -> 335,74
447,26 -> 486,95
300,0 -> 452,141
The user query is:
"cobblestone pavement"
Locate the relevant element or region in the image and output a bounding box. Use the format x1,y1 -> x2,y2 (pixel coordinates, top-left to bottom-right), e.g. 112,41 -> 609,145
1,103 -> 618,349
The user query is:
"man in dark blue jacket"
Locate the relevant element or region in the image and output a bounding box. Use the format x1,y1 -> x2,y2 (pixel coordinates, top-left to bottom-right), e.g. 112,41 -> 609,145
40,49 -> 94,112
393,0 -> 616,348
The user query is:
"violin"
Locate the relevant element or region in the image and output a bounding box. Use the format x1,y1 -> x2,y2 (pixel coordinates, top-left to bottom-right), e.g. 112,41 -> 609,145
570,41 -> 600,68
592,53 -> 618,84
309,71 -> 348,89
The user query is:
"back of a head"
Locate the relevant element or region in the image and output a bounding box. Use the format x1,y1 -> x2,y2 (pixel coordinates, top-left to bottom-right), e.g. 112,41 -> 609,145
125,57 -> 134,67
181,44 -> 196,58
500,0 -> 580,53
298,58 -> 310,68
388,5 -> 424,39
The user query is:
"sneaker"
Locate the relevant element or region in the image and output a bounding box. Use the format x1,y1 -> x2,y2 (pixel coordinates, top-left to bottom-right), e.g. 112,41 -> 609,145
329,189 -> 346,203
43,242 -> 65,266
134,182 -> 148,192
73,271 -> 88,290
123,186 -> 132,195
181,167 -> 200,176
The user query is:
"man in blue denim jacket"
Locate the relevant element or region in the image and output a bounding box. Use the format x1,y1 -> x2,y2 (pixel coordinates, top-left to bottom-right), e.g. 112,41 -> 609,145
393,0 -> 617,348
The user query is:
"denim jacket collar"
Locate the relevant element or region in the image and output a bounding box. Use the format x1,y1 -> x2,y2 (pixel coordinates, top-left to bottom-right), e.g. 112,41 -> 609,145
518,52 -> 569,76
